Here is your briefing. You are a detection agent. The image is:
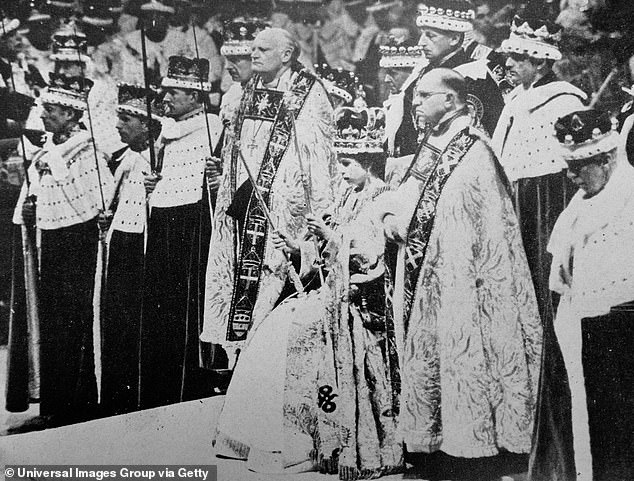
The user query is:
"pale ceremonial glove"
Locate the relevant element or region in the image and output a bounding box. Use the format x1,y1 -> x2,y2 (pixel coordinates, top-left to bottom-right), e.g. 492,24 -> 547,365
143,172 -> 162,196
22,196 -> 36,226
306,213 -> 333,243
205,156 -> 222,193
383,213 -> 405,243
97,209 -> 113,233
272,231 -> 300,257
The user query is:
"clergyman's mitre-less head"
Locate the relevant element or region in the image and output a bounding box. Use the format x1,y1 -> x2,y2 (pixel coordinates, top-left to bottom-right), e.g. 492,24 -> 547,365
250,27 -> 297,81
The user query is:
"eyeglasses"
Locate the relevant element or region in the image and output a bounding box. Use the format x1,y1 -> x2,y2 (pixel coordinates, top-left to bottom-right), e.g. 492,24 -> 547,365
415,91 -> 449,100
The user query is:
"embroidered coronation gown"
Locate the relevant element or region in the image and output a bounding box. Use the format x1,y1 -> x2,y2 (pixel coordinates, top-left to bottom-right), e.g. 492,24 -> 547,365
213,177 -> 404,480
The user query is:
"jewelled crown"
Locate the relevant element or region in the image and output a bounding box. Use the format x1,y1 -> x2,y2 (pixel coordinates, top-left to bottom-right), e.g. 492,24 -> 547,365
334,107 -> 386,155
50,21 -> 90,63
162,55 -> 212,92
220,19 -> 269,57
416,0 -> 475,33
117,83 -> 164,118
41,73 -> 93,111
499,15 -> 562,60
379,35 -> 425,69
315,64 -> 361,106
554,110 -> 619,161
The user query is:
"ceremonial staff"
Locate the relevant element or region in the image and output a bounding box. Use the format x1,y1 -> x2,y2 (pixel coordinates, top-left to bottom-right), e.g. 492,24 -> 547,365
72,23 -> 107,399
72,24 -> 106,215
238,149 -> 305,296
2,12 -> 40,406
191,20 -> 222,216
139,20 -> 159,174
289,111 -> 326,285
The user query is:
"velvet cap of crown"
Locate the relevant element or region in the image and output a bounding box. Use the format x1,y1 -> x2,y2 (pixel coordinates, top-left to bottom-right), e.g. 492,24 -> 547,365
416,0 -> 475,33
49,21 -> 90,63
0,18 -> 21,38
499,15 -> 562,60
41,73 -> 93,111
220,19 -> 269,57
140,0 -> 175,14
379,35 -> 425,68
117,83 -> 164,118
161,55 -> 212,92
315,64 -> 360,105
335,107 -> 386,154
554,109 -> 619,162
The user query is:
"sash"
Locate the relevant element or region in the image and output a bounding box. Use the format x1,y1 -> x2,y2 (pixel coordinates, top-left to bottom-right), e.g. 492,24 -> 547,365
401,127 -> 477,332
226,69 -> 316,341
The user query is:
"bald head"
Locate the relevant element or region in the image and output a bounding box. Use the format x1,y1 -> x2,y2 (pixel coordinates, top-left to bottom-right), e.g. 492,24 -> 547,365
251,28 -> 300,83
412,68 -> 468,129
421,68 -> 467,105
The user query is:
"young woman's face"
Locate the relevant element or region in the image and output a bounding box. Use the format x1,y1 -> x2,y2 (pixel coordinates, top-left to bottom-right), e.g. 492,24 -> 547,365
338,156 -> 368,189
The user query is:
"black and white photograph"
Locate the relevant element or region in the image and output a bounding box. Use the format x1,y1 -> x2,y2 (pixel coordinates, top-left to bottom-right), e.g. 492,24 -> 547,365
0,0 -> 633,480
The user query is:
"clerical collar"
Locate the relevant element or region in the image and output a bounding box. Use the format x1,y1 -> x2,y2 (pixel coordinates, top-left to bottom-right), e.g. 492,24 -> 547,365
431,107 -> 469,136
176,106 -> 204,122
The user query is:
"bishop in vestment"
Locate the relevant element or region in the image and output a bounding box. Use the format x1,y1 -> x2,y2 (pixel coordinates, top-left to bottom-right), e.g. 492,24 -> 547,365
379,69 -> 542,460
201,28 -> 337,362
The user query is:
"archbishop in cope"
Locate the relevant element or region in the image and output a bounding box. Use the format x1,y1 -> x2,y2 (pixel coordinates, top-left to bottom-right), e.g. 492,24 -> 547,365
201,28 -> 336,362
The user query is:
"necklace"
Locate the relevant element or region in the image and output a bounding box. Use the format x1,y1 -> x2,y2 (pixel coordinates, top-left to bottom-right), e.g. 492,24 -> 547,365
245,120 -> 265,155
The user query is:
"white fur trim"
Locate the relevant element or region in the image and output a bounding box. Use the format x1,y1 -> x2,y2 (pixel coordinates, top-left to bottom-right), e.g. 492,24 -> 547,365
41,90 -> 88,111
379,56 -> 420,68
81,16 -> 114,27
325,83 -> 353,103
562,134 -> 619,162
140,0 -> 175,13
416,15 -> 473,33
161,76 -> 212,92
116,105 -> 149,118
499,36 -> 562,61
220,44 -> 252,57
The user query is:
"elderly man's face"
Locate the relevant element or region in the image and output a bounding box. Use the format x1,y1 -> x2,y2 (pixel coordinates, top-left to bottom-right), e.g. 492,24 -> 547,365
566,156 -> 610,196
225,55 -> 253,84
412,74 -> 450,130
251,31 -> 287,78
383,67 -> 412,94
418,27 -> 457,63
